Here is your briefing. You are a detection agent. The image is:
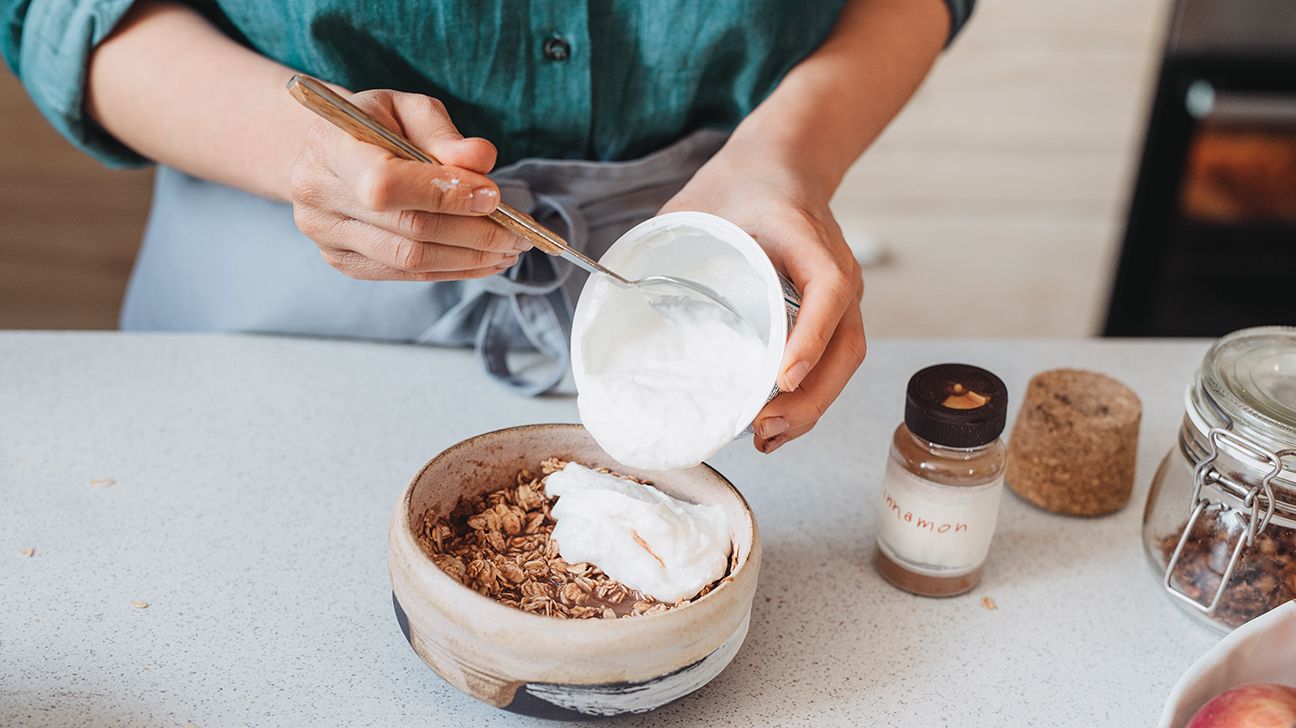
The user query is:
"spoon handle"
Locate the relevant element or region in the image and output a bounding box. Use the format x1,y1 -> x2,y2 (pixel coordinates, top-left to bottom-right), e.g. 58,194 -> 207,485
286,74 -> 570,257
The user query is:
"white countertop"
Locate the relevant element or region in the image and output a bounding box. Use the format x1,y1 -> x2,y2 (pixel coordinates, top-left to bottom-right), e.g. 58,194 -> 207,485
0,333 -> 1221,727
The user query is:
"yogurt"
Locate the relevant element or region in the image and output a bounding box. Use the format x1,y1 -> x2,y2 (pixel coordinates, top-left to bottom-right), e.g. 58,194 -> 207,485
573,214 -> 792,471
577,301 -> 766,471
546,463 -> 731,603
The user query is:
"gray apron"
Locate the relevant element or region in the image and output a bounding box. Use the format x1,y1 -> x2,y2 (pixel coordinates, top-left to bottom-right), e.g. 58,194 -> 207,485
121,130 -> 728,395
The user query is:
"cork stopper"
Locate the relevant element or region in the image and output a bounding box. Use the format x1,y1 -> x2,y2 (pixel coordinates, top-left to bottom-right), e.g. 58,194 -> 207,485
1005,369 -> 1142,516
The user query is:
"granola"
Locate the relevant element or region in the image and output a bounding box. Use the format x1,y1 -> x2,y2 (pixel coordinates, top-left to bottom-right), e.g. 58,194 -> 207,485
1160,512 -> 1296,628
417,458 -> 735,619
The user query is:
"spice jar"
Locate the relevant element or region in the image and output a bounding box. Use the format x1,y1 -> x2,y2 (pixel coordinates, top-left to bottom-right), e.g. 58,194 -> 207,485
874,364 -> 1009,597
1143,326 -> 1296,632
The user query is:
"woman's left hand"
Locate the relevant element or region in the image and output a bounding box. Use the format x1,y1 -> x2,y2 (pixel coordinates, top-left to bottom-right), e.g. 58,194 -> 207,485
660,142 -> 866,454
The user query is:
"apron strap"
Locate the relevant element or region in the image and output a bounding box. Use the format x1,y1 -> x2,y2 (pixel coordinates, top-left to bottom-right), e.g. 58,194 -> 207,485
473,193 -> 584,396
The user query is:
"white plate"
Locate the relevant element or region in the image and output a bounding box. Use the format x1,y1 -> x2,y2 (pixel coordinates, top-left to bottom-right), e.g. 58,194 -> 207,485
1157,602 -> 1296,728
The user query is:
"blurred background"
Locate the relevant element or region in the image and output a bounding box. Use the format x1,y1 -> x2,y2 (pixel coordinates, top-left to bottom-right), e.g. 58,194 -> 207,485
2,0 -> 1292,336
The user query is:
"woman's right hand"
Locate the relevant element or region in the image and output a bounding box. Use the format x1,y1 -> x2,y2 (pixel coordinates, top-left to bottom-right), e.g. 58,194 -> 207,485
289,89 -> 530,281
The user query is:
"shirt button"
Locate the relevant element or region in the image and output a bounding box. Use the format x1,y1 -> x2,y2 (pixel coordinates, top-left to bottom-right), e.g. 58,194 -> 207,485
543,34 -> 571,62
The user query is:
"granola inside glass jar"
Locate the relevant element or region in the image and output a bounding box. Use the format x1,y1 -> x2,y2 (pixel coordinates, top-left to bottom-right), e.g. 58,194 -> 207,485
1143,326 -> 1296,632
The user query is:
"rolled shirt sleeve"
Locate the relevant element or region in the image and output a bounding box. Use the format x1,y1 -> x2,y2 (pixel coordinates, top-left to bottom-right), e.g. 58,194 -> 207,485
944,0 -> 975,44
2,0 -> 149,167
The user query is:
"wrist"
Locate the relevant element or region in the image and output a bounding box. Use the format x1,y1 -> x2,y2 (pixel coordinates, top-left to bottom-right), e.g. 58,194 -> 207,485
718,109 -> 843,207
723,63 -> 874,204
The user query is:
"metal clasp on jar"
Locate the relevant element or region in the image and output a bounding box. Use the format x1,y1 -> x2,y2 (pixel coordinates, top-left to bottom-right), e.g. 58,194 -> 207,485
1162,427 -> 1284,614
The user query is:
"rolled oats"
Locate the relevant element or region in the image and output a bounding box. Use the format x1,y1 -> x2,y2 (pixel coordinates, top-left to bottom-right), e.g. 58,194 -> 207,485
416,459 -> 731,619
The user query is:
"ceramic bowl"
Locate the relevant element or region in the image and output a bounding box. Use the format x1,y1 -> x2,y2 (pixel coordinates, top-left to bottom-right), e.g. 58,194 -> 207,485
1157,602 -> 1296,728
388,424 -> 761,717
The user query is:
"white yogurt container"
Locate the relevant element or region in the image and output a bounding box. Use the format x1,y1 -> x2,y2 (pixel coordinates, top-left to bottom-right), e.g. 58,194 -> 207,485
571,211 -> 800,453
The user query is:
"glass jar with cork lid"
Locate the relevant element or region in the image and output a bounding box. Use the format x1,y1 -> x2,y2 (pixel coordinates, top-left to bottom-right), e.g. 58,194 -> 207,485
1143,326 -> 1296,632
874,363 -> 1009,597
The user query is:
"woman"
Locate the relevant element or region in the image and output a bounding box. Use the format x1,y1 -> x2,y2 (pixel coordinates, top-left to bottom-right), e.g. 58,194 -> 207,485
2,0 -> 971,453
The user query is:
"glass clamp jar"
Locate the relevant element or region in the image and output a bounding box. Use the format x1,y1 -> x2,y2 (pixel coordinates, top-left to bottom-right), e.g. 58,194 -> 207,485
1143,326 -> 1296,632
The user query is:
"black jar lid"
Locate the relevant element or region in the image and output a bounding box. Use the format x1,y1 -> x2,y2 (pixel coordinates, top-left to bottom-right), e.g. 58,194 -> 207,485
905,363 -> 1009,448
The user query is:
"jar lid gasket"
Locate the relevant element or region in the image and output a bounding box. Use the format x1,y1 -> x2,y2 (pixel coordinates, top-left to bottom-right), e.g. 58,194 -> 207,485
1202,326 -> 1296,449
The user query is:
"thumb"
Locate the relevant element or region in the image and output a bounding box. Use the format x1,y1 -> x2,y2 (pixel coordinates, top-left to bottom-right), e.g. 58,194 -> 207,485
388,92 -> 498,174
433,137 -> 498,175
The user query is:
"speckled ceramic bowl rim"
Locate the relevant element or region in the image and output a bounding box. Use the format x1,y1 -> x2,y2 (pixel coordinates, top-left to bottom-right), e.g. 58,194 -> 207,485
394,423 -> 757,630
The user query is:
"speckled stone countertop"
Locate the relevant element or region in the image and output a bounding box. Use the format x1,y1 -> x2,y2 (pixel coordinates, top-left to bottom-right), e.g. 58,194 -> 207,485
1,333 -> 1222,727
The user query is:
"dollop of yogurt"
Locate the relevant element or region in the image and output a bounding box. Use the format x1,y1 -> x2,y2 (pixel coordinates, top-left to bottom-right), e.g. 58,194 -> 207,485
578,302 -> 765,471
546,462 -> 731,603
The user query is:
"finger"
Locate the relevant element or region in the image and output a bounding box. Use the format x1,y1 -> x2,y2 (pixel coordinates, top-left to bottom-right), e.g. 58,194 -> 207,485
777,255 -> 861,393
385,93 -> 498,173
293,166 -> 524,254
754,305 -> 867,453
346,207 -> 531,255
332,139 -> 501,216
320,247 -> 516,282
331,217 -> 520,273
324,92 -> 499,215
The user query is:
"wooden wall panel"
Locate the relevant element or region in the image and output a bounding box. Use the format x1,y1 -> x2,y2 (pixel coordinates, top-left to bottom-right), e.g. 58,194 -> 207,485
833,0 -> 1172,337
0,70 -> 152,329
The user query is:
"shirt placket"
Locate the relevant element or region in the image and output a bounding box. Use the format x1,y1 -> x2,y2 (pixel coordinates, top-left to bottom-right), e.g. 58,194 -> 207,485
527,3 -> 593,158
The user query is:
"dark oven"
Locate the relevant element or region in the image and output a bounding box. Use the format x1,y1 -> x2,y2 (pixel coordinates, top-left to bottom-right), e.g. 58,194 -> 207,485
1104,0 -> 1296,337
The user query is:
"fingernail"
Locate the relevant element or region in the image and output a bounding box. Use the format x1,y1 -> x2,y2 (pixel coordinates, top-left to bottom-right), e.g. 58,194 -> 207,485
783,361 -> 811,391
496,256 -> 518,270
756,417 -> 788,439
469,187 -> 498,213
765,436 -> 788,453
512,238 -> 533,253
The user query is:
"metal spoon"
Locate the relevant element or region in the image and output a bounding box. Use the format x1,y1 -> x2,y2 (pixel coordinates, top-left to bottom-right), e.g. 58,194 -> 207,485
286,75 -> 746,326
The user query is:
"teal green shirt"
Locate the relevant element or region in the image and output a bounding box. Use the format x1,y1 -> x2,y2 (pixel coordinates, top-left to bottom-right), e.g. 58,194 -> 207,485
3,1 -> 973,169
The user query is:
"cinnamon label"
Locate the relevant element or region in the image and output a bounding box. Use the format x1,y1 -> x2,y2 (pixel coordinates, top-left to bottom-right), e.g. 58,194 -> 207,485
875,458 -> 1004,576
